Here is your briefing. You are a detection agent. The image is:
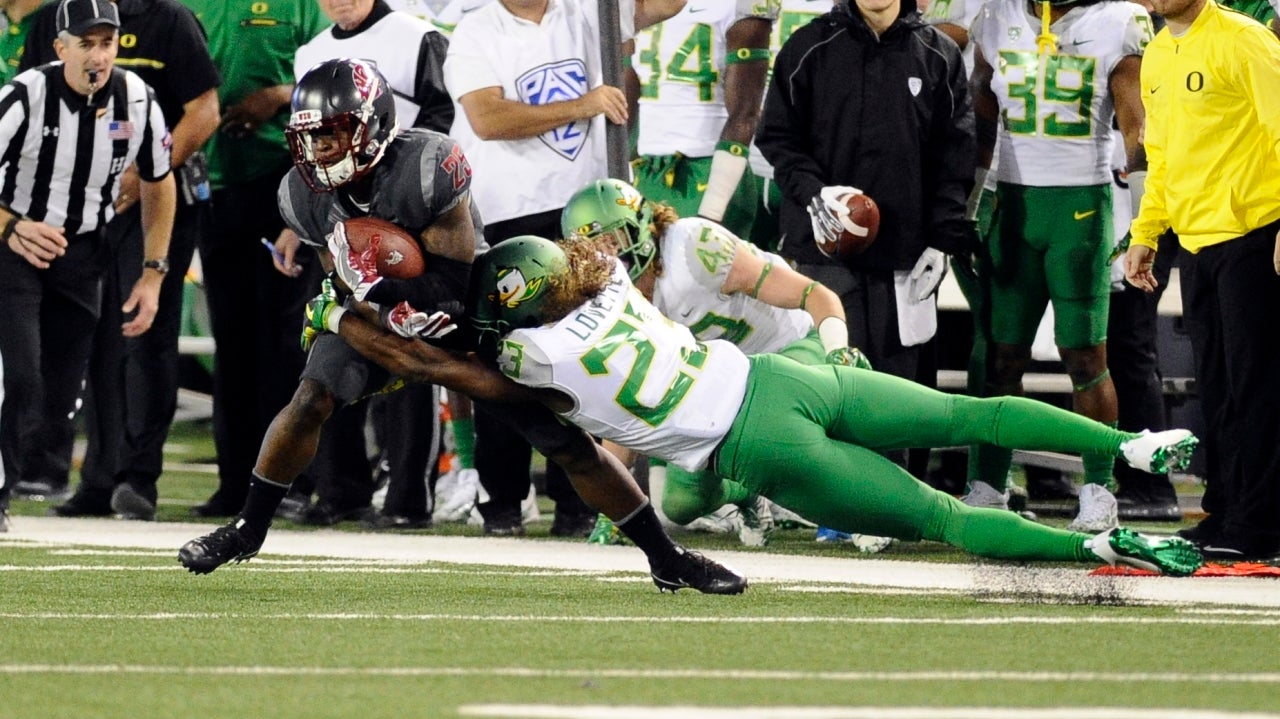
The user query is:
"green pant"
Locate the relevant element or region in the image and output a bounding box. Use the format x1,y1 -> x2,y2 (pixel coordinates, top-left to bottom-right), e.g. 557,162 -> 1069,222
661,332 -> 826,524
633,153 -> 758,240
712,355 -> 1136,562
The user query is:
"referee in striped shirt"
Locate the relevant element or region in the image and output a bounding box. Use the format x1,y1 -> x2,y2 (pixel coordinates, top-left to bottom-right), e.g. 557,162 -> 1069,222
0,0 -> 173,518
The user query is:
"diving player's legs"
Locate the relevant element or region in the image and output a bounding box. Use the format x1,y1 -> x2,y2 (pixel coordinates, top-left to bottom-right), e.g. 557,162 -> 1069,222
717,356 -> 1202,573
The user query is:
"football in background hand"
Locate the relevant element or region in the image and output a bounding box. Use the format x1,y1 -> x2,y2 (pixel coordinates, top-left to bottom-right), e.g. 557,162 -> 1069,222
340,216 -> 426,279
817,193 -> 880,260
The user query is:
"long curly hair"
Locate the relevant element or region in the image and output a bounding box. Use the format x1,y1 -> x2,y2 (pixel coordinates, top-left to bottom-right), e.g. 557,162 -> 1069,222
646,201 -> 679,275
542,234 -> 617,324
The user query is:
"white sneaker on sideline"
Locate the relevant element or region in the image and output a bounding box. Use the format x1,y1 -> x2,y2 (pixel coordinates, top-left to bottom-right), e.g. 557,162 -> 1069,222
1066,483 -> 1119,532
962,480 -> 1010,510
521,484 -> 541,523
433,468 -> 479,523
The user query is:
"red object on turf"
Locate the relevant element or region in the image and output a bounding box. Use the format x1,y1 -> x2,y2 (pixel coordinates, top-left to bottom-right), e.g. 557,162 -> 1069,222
817,193 -> 880,260
341,216 -> 425,279
1091,562 -> 1280,578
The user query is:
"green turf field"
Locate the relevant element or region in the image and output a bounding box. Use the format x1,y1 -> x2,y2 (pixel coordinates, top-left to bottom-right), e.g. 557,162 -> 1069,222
2,420 -> 1278,719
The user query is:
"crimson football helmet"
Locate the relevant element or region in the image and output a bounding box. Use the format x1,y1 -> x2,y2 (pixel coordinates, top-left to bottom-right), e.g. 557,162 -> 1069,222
286,58 -> 399,192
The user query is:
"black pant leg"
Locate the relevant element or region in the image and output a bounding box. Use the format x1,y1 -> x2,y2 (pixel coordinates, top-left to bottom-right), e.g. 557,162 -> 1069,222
34,236 -> 107,488
310,401 -> 374,511
1180,241 -> 1232,521
1200,228 -> 1280,542
202,172 -> 319,506
378,383 -> 440,519
0,248 -> 51,505
120,200 -> 209,499
473,400 -> 533,519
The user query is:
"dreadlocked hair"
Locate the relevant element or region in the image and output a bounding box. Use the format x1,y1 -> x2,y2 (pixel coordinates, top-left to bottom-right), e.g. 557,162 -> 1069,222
542,234 -> 617,323
650,201 -> 680,241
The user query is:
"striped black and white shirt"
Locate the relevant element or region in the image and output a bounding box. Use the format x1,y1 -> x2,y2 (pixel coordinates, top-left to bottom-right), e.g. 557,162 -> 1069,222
0,63 -> 170,236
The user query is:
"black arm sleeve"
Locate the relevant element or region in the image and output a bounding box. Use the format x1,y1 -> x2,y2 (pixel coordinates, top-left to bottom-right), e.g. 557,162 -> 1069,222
364,253 -> 470,316
410,32 -> 454,133
925,39 -> 977,255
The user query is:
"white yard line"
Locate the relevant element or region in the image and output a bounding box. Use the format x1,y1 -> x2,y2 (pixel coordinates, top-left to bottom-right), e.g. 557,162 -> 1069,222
459,706 -> 1280,719
0,665 -> 1278,685
1,611 -> 1278,626
2,516 -> 1278,607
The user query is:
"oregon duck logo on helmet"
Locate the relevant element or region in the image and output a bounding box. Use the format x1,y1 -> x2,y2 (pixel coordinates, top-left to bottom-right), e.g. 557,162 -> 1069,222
492,267 -> 547,309
469,236 -> 569,357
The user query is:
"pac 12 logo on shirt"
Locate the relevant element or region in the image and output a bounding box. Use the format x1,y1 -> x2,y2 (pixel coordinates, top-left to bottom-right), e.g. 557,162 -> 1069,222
518,59 -> 589,161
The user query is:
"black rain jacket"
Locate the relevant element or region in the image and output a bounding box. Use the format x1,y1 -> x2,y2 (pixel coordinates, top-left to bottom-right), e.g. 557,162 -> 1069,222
756,1 -> 975,271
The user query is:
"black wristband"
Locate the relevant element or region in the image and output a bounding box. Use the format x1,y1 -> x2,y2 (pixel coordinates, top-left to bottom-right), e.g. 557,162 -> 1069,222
1,215 -> 18,242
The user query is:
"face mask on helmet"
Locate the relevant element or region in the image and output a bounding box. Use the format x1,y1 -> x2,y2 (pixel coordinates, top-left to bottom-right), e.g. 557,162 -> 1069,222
286,59 -> 399,192
560,179 -> 656,281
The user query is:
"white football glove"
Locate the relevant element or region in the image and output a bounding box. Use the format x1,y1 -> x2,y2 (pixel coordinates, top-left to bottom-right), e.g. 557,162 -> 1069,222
327,221 -> 383,302
387,301 -> 457,340
807,185 -> 867,248
908,246 -> 947,302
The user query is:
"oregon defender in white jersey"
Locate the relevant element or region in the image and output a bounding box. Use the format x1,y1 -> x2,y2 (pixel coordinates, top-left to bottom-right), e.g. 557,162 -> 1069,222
458,234 -> 1204,575
969,0 -> 1153,530
745,0 -> 830,250
631,0 -> 777,237
562,178 -> 876,546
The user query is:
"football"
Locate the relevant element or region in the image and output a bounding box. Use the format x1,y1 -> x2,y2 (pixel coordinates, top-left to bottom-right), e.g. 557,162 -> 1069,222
340,216 -> 426,279
817,193 -> 880,260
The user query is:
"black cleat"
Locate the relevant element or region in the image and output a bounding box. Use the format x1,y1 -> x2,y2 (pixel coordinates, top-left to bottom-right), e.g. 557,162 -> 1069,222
179,519 -> 264,575
650,547 -> 747,595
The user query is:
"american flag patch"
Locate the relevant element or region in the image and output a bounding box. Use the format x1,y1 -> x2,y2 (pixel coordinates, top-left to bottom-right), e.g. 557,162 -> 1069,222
108,121 -> 134,140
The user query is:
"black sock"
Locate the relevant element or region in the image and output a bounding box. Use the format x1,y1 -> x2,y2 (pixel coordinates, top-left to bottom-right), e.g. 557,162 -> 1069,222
615,500 -> 679,566
240,473 -> 289,536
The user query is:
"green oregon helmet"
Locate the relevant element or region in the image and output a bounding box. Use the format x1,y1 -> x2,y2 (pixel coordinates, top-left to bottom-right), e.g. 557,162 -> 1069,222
468,235 -> 568,356
560,178 -> 656,281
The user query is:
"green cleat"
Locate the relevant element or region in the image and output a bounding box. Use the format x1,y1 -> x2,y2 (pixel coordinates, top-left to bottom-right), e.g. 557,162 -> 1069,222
587,513 -> 627,545
1086,527 -> 1204,577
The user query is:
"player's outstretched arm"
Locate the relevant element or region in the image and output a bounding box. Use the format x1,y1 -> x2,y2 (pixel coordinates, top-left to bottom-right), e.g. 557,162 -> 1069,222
334,310 -> 536,404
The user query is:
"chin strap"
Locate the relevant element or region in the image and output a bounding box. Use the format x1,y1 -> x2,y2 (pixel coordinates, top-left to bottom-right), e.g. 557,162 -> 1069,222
1036,1 -> 1059,55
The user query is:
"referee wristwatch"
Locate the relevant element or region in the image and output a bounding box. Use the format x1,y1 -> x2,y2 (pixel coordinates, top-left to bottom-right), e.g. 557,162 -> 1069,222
143,258 -> 170,275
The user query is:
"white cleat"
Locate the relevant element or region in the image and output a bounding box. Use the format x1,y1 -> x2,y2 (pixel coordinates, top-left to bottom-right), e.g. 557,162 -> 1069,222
1119,429 -> 1199,474
961,480 -> 1010,510
736,496 -> 774,548
1066,483 -> 1119,532
1085,527 -> 1204,577
685,505 -> 738,534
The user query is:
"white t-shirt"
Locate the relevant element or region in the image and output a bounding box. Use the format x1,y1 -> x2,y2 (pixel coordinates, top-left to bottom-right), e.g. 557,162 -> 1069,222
444,0 -> 634,224
653,217 -> 812,354
498,262 -> 749,472
633,0 -> 776,157
970,0 -> 1152,186
294,11 -> 440,128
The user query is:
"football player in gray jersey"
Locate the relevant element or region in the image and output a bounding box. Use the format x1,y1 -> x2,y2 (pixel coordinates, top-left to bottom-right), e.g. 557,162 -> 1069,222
178,59 -> 746,595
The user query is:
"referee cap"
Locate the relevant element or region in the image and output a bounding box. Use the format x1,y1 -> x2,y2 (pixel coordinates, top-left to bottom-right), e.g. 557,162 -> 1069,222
56,0 -> 120,36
